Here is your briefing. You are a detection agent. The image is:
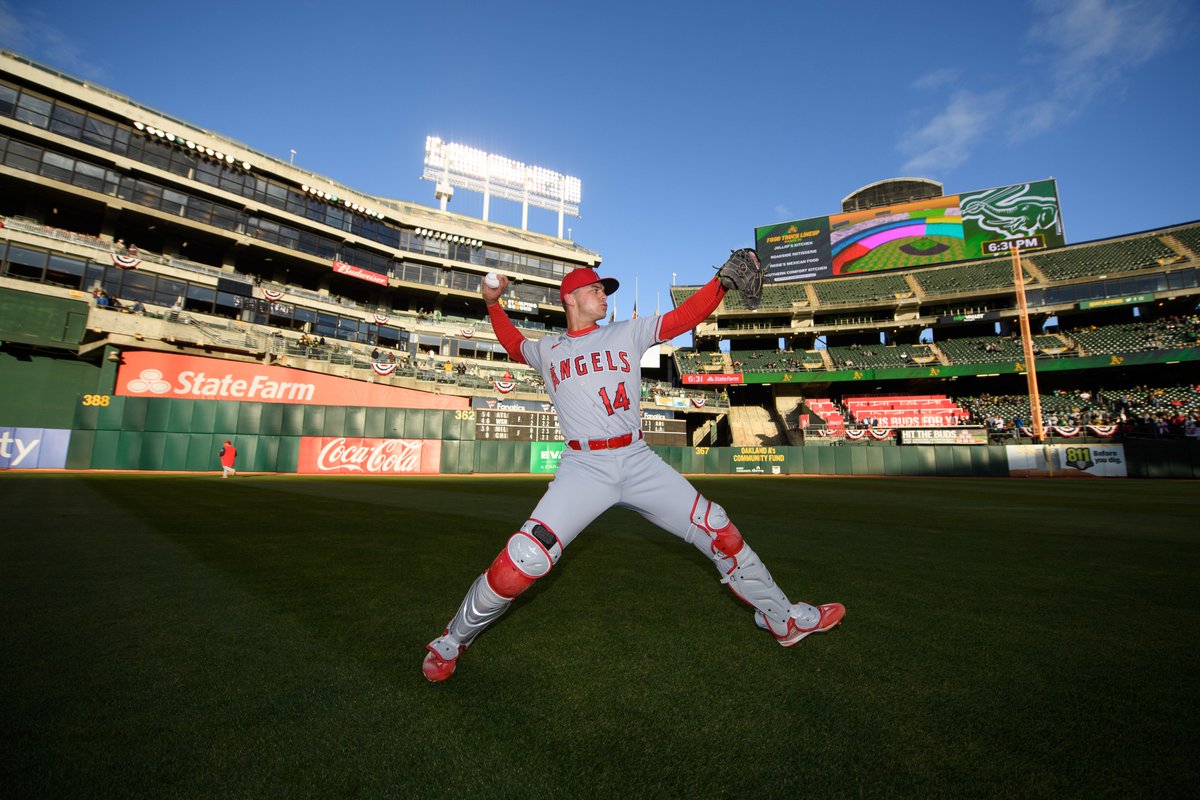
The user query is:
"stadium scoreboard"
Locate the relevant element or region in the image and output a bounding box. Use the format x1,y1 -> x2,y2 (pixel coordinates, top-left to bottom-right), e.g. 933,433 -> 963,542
755,178 -> 1064,283
476,409 -> 685,445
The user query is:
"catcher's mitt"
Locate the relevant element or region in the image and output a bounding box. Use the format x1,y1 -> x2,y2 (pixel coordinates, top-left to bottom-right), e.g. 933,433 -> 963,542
716,248 -> 763,310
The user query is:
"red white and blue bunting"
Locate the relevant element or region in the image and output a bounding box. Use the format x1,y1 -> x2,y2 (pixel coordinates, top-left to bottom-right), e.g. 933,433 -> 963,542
493,380 -> 516,394
110,253 -> 141,269
691,397 -> 707,408
460,327 -> 475,338
371,362 -> 398,376
815,428 -> 895,439
262,287 -> 285,302
373,313 -> 390,325
1019,424 -> 1119,438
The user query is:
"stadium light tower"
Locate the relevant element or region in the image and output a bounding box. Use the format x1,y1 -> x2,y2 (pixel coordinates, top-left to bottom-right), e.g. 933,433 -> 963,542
422,137 -> 581,238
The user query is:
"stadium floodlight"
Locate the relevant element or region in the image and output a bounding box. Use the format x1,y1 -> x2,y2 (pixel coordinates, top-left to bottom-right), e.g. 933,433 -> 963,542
422,136 -> 581,238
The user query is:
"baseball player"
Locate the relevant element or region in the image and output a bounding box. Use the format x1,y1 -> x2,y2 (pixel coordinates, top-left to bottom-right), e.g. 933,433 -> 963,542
423,252 -> 845,682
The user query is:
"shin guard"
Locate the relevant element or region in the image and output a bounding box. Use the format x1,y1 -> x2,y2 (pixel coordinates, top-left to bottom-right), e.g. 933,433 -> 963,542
687,495 -> 813,633
429,521 -> 562,660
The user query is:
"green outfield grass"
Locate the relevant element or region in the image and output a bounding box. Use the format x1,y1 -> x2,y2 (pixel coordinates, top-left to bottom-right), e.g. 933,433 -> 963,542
2,474 -> 1197,799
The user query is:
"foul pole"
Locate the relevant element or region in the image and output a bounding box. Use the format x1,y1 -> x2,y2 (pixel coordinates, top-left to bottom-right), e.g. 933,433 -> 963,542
1011,245 -> 1045,442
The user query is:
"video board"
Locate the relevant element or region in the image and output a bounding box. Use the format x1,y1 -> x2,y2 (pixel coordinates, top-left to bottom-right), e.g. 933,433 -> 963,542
755,179 -> 1064,284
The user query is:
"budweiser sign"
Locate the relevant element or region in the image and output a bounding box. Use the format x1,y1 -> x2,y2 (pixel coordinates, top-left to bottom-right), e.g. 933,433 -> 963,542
333,260 -> 389,286
297,436 -> 442,475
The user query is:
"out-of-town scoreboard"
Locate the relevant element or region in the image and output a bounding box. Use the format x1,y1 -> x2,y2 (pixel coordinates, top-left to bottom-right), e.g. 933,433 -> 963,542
475,409 -> 685,445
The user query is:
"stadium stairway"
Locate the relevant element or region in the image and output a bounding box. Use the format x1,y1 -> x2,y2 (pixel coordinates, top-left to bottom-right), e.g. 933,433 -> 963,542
728,404 -> 786,446
692,416 -> 720,447
774,394 -> 807,445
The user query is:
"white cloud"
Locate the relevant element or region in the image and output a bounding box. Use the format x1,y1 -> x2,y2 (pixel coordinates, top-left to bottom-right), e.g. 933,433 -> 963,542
897,0 -> 1178,168
1018,0 -> 1174,136
911,68 -> 960,91
0,1 -> 25,47
773,204 -> 792,220
0,1 -> 105,79
899,90 -> 1005,174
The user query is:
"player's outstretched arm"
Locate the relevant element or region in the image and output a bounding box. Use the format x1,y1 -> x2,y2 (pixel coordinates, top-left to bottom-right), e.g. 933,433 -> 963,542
483,275 -> 529,364
658,277 -> 726,341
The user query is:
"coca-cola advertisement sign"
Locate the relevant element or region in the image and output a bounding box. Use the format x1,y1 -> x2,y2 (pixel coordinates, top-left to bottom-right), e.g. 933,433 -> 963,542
297,436 -> 442,475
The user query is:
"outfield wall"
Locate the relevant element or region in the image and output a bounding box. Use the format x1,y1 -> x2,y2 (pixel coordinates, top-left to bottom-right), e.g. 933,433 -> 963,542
1,353 -> 1196,477
10,393 -> 1187,478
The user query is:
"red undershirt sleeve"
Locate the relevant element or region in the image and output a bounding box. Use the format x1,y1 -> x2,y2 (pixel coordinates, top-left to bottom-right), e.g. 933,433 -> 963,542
657,277 -> 727,341
487,303 -> 528,365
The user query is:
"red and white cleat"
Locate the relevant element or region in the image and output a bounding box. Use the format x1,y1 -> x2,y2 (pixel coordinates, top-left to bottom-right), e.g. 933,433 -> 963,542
758,603 -> 845,647
422,635 -> 464,682
422,649 -> 458,682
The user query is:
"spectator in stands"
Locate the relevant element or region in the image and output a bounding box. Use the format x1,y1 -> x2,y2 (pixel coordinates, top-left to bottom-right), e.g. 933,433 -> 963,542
131,300 -> 145,315
371,347 -> 381,361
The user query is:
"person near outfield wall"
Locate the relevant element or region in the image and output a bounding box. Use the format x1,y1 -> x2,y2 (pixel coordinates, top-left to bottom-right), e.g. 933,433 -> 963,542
219,440 -> 237,478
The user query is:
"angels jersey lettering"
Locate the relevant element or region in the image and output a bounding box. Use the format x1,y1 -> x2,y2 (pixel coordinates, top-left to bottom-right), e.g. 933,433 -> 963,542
522,315 -> 661,444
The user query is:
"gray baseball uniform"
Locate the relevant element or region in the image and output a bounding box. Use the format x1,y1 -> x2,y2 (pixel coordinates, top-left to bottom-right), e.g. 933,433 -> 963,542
422,273 -> 836,681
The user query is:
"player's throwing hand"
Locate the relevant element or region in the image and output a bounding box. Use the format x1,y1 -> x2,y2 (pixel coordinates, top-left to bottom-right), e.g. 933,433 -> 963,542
481,273 -> 508,305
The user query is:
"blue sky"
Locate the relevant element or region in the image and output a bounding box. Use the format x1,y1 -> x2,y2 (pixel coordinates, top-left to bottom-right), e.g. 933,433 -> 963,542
2,0 -> 1197,317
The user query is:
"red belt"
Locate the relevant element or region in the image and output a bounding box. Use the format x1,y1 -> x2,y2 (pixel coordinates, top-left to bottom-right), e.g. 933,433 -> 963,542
566,431 -> 643,451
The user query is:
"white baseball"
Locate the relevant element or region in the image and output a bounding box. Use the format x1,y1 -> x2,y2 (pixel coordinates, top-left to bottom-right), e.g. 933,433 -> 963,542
484,272 -> 501,289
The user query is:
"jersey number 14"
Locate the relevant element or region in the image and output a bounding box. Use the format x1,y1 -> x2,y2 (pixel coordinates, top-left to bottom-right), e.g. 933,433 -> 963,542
598,382 -> 631,415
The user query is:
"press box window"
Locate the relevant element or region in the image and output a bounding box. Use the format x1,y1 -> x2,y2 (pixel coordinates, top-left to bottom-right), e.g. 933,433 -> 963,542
4,245 -> 48,281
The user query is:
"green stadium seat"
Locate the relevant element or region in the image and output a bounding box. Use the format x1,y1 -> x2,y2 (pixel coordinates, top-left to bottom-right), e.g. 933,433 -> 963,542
1029,235 -> 1176,281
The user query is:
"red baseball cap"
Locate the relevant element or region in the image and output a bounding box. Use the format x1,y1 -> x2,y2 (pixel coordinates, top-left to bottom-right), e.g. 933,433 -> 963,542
559,267 -> 619,303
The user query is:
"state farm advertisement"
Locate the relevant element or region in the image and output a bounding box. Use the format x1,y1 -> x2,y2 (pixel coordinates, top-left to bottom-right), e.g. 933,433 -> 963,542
116,351 -> 467,410
297,436 -> 442,475
682,374 -> 743,385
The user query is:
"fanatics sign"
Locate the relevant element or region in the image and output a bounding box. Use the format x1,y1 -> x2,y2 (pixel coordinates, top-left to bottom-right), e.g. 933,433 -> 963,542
297,436 -> 443,475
